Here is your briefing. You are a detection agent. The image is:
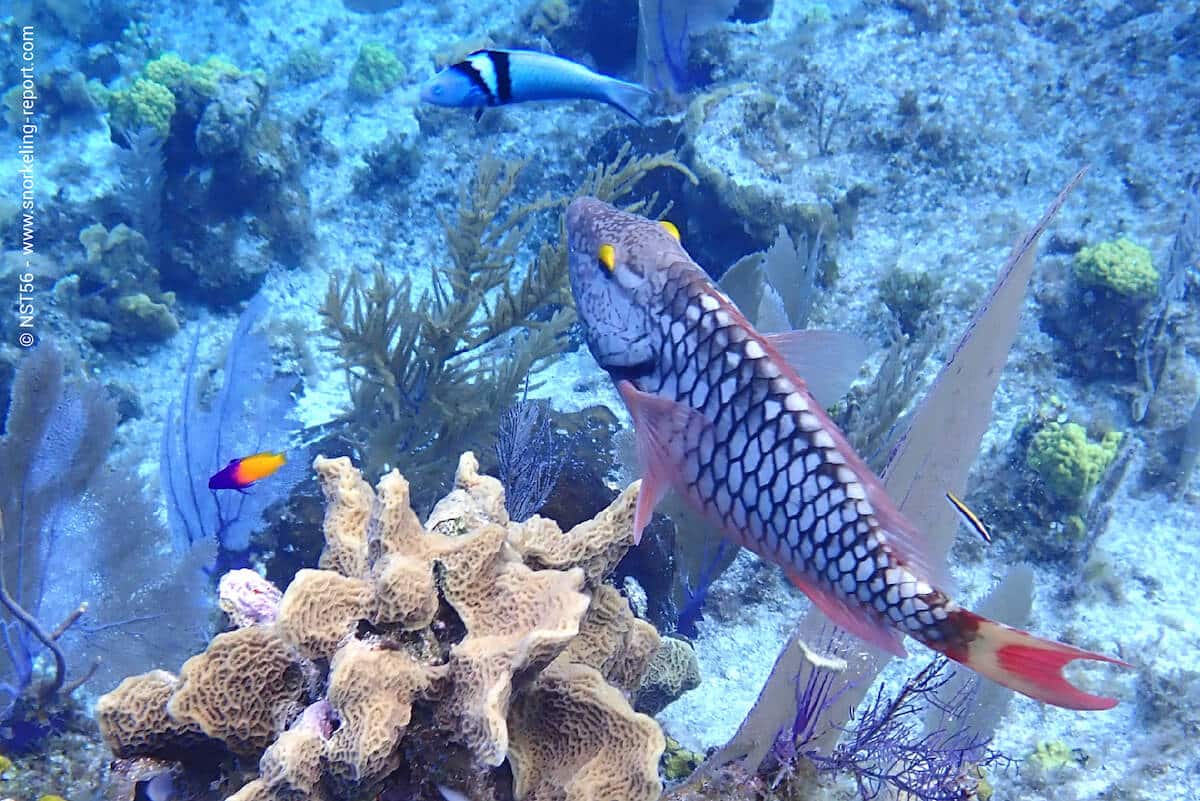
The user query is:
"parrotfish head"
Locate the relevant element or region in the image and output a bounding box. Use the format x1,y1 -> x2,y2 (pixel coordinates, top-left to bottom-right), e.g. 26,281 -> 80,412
567,197 -> 688,377
419,61 -> 490,107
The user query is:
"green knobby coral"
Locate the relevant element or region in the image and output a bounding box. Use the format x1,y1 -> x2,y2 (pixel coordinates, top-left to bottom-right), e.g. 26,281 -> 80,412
1027,421 -> 1122,502
348,43 -> 405,99
1074,237 -> 1159,299
661,736 -> 704,780
1028,740 -> 1076,771
143,52 -> 193,93
283,45 -> 333,85
145,53 -> 241,99
108,77 -> 176,136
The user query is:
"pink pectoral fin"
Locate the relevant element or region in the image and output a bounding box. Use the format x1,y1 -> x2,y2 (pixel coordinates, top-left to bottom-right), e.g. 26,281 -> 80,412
633,471 -> 667,545
785,567 -> 907,657
617,381 -> 709,545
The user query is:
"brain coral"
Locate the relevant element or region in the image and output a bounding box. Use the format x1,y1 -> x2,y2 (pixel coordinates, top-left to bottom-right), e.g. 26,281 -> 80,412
95,452 -> 665,801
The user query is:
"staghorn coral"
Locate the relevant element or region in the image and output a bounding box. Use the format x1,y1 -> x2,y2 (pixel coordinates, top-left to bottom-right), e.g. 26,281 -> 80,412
96,452 -> 664,801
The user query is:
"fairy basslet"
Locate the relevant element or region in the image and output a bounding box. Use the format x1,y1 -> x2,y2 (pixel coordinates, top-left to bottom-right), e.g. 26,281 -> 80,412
208,451 -> 287,492
566,197 -> 1130,711
419,49 -> 652,123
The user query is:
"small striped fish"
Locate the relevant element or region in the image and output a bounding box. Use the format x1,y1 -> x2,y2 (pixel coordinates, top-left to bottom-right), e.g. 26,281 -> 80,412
419,49 -> 651,122
566,197 -> 1128,710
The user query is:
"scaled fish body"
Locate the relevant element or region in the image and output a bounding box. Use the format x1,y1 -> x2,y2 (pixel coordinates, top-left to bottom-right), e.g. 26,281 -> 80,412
419,49 -> 651,122
208,451 -> 287,492
566,197 -> 1128,710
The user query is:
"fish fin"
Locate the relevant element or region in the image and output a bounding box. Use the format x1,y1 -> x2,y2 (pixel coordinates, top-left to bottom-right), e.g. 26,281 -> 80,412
784,566 -> 907,657
763,329 -> 874,407
473,107 -> 484,122
617,380 -> 708,544
862,479 -> 952,590
942,611 -> 1130,710
600,77 -> 653,124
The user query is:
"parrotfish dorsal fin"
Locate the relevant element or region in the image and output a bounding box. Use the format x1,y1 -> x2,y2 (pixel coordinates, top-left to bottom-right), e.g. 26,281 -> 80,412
762,329 -> 873,407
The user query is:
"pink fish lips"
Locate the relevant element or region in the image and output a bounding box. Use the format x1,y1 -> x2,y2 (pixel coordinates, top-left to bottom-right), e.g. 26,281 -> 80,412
565,196 -> 1130,711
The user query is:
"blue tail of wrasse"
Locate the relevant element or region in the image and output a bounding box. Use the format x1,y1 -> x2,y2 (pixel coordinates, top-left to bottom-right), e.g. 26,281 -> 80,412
601,78 -> 653,124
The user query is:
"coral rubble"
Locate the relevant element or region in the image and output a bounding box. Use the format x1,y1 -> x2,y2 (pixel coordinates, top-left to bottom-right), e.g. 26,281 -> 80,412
96,453 -> 665,801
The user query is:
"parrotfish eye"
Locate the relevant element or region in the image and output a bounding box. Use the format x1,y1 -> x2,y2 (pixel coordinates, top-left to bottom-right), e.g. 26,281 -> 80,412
598,243 -> 616,274
659,220 -> 681,241
431,84 -> 444,97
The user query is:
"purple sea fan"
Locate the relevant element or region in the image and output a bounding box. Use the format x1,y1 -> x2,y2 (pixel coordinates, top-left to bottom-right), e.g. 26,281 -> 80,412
809,659 -> 1000,801
495,399 -> 564,523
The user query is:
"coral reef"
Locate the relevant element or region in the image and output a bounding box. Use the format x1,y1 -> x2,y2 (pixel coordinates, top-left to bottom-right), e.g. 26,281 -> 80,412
1027,421 -> 1122,504
321,147 -> 693,492
634,635 -> 701,715
96,453 -> 666,801
55,222 -> 179,345
1073,238 -> 1159,300
99,53 -> 311,305
1,343 -> 212,752
348,43 -> 405,99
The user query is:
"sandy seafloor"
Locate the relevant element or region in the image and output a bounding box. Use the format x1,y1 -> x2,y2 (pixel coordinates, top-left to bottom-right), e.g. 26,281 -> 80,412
3,0 -> 1199,798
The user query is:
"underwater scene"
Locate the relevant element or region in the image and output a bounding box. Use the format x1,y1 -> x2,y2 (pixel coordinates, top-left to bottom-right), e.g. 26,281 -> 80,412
0,0 -> 1197,799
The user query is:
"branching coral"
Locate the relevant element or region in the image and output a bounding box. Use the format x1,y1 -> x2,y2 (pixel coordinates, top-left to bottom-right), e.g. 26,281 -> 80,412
321,147 -> 694,486
96,452 -> 665,801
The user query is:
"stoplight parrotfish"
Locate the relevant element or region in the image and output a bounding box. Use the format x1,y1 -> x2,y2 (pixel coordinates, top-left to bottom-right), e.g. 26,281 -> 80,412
566,197 -> 1130,711
419,49 -> 652,123
208,451 -> 287,492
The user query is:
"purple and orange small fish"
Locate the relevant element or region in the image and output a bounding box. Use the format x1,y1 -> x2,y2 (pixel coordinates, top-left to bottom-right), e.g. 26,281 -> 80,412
208,452 -> 287,493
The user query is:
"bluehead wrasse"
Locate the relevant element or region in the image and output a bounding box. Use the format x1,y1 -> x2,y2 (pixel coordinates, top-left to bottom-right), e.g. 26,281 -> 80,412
945,491 -> 993,544
208,451 -> 287,492
419,49 -> 652,123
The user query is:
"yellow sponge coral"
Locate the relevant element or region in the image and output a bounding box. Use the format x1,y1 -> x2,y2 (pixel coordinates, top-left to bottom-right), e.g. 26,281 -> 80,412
96,452 -> 663,801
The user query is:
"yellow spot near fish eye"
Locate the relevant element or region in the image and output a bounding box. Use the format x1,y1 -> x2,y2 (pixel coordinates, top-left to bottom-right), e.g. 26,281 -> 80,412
599,243 -> 616,272
659,220 -> 681,241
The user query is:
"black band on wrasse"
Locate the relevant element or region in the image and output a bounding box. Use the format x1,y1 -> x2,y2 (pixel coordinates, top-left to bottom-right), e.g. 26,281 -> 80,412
489,50 -> 513,103
452,60 -> 495,104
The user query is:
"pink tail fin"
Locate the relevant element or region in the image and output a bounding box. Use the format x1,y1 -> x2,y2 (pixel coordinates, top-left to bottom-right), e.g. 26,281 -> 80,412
944,611 -> 1130,710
